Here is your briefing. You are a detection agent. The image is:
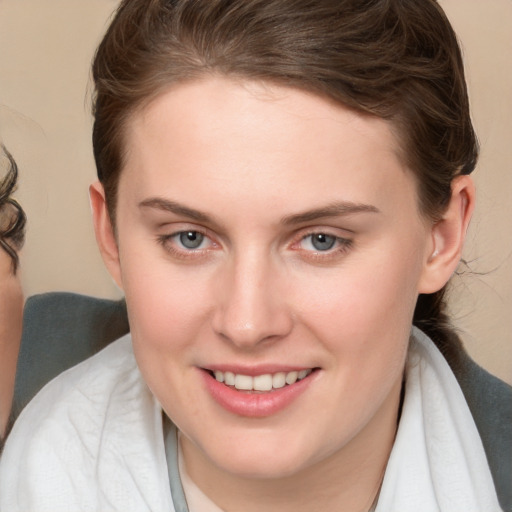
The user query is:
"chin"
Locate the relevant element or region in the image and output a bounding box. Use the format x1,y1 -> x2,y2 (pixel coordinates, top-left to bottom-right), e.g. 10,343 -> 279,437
197,429 -> 326,480
219,454 -> 310,480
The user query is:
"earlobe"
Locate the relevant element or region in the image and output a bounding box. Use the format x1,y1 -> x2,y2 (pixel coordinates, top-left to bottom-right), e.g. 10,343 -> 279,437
89,181 -> 124,289
418,175 -> 475,294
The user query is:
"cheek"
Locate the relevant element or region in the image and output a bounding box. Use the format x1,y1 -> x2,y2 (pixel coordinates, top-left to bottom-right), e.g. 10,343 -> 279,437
120,250 -> 214,359
121,261 -> 213,420
129,282 -> 203,341
293,247 -> 422,367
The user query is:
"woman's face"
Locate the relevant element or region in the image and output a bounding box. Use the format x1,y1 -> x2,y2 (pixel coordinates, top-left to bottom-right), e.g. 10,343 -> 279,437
104,77 -> 436,479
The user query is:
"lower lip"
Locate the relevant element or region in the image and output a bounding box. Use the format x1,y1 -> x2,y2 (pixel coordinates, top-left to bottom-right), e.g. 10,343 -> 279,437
201,370 -> 316,417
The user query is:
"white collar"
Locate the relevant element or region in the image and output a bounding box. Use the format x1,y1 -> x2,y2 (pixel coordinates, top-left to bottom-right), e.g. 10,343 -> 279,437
375,327 -> 501,511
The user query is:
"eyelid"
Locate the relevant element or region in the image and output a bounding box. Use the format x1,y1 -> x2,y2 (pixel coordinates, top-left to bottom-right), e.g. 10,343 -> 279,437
157,221 -> 217,240
290,226 -> 352,245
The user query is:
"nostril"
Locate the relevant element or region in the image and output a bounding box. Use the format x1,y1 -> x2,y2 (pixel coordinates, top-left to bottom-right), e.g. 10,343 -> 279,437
212,310 -> 294,349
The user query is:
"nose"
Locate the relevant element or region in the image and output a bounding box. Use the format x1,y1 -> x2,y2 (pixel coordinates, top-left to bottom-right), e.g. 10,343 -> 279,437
212,251 -> 293,349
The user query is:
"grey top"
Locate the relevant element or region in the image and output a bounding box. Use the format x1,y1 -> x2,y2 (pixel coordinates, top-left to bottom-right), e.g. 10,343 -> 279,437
163,418 -> 189,512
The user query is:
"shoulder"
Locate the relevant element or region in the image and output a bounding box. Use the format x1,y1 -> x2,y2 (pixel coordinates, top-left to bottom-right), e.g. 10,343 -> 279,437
452,349 -> 512,512
412,327 -> 512,512
12,333 -> 139,427
0,335 -> 172,512
13,291 -> 130,419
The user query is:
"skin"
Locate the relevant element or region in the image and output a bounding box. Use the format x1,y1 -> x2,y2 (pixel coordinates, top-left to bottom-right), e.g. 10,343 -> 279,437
91,77 -> 474,512
0,248 -> 23,437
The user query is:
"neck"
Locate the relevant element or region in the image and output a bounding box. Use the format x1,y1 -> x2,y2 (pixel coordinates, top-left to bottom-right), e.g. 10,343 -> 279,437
181,377 -> 402,512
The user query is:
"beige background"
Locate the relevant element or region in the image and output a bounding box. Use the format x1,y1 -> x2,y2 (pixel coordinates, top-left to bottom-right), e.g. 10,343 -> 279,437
0,0 -> 510,384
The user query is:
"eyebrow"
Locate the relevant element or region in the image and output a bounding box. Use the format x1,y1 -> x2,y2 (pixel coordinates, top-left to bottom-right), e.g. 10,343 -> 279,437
139,197 -> 380,226
139,198 -> 212,223
281,201 -> 380,225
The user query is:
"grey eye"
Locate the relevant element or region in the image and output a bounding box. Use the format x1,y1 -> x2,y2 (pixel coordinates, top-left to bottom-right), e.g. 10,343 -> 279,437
310,233 -> 336,251
179,231 -> 205,249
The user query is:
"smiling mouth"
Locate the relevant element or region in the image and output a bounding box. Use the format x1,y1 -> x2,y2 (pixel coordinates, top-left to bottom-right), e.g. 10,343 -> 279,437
206,368 -> 316,393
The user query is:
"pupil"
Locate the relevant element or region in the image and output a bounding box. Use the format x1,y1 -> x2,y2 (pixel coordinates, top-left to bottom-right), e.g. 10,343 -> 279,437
312,233 -> 335,251
180,231 -> 204,249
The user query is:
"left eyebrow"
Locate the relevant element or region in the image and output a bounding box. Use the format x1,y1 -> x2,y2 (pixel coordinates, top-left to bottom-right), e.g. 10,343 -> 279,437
281,201 -> 380,225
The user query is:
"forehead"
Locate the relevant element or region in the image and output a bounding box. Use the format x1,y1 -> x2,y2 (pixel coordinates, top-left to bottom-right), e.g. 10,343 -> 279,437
119,77 -> 418,219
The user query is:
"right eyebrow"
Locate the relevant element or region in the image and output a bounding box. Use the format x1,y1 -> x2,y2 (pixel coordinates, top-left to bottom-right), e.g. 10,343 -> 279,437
138,197 -> 212,223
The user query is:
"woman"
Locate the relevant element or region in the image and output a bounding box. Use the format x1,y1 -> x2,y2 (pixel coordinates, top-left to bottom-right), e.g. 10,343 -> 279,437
0,145 -> 25,441
0,1 -> 509,510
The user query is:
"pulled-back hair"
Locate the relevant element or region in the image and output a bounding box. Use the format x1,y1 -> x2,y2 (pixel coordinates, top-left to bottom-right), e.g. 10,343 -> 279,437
92,0 -> 478,365
0,145 -> 26,274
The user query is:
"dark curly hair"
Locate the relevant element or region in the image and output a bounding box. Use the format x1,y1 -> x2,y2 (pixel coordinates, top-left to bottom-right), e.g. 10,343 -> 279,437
0,145 -> 26,274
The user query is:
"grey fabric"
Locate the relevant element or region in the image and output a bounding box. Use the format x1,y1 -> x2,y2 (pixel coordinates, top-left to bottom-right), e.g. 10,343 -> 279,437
452,351 -> 512,512
164,415 -> 190,512
11,292 -> 129,421
10,292 -> 512,510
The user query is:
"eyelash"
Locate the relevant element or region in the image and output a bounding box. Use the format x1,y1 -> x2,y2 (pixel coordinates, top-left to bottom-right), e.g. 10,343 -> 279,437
156,229 -> 353,262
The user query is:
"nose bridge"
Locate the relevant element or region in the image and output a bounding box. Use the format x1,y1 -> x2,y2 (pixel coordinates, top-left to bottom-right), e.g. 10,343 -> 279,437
212,247 -> 292,348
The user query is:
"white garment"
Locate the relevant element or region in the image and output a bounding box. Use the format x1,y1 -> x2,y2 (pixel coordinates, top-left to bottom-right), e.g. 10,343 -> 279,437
375,328 -> 502,512
0,330 -> 502,511
0,335 -> 173,512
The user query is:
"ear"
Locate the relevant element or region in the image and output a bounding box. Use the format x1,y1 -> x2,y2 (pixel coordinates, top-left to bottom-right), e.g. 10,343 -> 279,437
89,181 -> 123,289
418,175 -> 475,294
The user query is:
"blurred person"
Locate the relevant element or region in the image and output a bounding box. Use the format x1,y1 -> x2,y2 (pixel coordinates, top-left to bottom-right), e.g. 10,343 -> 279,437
0,144 -> 25,441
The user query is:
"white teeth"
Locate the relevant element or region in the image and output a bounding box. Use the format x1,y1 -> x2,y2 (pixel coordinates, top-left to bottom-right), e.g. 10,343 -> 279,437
272,372 -> 286,389
234,374 -> 253,390
298,369 -> 309,380
285,371 -> 298,385
253,374 -> 273,391
212,368 -> 313,391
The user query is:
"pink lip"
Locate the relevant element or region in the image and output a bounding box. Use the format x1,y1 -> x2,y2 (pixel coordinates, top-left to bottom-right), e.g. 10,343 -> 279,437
200,368 -> 316,418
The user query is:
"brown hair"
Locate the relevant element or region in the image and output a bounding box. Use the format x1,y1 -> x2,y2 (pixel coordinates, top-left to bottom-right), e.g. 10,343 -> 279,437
92,0 -> 478,364
0,145 -> 26,274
